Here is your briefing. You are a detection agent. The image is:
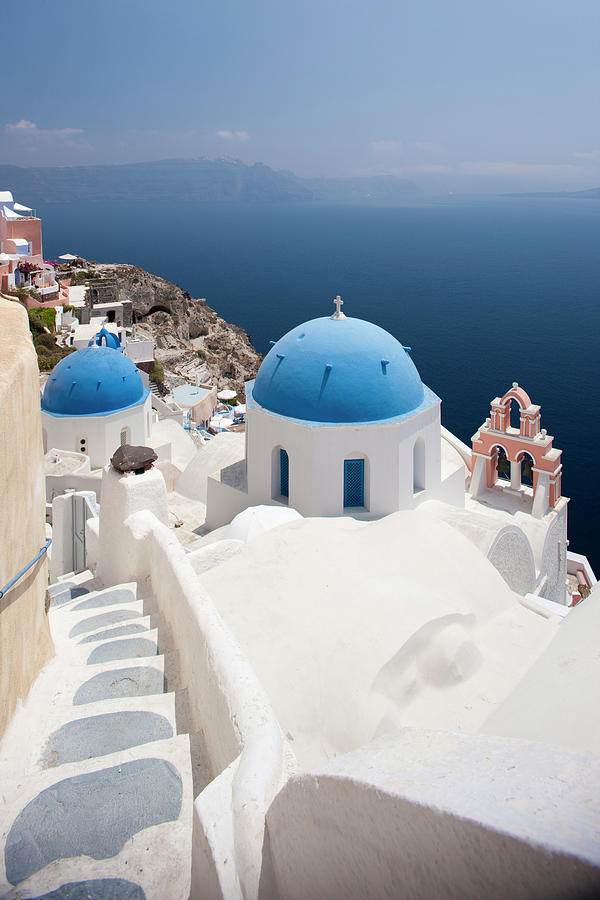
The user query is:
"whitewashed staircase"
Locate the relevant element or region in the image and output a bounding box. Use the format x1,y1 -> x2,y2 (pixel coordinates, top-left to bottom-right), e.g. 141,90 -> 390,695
0,573 -> 193,900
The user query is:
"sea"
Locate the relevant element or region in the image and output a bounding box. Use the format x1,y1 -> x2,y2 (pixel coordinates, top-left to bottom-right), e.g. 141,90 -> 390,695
38,197 -> 600,570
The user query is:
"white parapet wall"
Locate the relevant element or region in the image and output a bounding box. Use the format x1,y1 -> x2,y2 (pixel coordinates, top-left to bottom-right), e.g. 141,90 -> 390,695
89,463 -> 291,900
265,728 -> 600,900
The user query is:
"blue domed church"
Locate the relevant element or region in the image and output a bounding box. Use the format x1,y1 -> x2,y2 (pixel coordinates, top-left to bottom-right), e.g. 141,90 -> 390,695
41,342 -> 151,469
205,298 -> 465,527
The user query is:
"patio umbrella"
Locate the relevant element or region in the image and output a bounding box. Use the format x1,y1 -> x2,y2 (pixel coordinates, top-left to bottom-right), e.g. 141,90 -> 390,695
58,253 -> 79,261
224,505 -> 302,543
217,389 -> 237,401
209,416 -> 233,430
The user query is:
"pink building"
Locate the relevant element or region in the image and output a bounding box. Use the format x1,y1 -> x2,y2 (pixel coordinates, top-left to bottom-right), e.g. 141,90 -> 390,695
470,382 -> 563,516
0,190 -> 57,297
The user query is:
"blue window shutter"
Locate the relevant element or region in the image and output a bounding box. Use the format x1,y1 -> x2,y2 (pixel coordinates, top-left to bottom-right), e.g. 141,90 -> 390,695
344,459 -> 364,507
280,449 -> 289,497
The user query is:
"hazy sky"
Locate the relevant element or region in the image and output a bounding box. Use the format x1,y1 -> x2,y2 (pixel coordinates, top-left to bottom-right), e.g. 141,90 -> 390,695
2,0 -> 599,192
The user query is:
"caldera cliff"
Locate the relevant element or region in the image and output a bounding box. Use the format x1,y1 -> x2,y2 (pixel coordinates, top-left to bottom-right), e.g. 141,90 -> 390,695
96,263 -> 262,395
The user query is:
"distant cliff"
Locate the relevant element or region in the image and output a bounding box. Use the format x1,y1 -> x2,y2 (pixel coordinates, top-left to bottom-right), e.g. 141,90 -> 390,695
503,186 -> 600,199
97,263 -> 262,396
0,158 -> 421,205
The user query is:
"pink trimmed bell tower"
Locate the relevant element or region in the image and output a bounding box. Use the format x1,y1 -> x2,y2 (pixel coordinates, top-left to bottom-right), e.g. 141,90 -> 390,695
470,383 -> 563,518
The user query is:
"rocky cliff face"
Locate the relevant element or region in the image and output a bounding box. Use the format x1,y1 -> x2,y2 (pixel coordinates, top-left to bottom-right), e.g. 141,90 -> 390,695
96,263 -> 262,396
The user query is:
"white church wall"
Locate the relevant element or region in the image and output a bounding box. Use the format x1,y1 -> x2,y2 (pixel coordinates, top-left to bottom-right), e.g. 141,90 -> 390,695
244,400 -> 442,520
42,395 -> 151,470
265,729 -> 600,900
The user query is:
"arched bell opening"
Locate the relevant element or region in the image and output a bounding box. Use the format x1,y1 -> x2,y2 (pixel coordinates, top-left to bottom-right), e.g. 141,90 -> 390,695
520,452 -> 535,487
495,446 -> 510,482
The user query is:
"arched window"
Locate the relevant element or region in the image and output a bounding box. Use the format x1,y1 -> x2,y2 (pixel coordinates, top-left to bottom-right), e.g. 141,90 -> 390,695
344,458 -> 365,508
42,428 -> 48,454
279,448 -> 289,498
120,426 -> 130,446
272,446 -> 289,503
413,438 -> 426,493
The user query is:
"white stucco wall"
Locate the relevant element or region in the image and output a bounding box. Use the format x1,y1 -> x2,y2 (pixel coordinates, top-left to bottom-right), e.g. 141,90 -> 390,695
265,729 -> 600,900
42,394 -> 151,470
178,432 -> 246,504
97,464 -> 168,585
422,501 -> 537,596
201,510 -> 560,770
147,417 -> 197,474
481,582 -> 600,752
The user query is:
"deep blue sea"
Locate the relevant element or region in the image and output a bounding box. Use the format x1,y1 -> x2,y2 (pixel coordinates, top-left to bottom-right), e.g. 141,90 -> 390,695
38,197 -> 600,569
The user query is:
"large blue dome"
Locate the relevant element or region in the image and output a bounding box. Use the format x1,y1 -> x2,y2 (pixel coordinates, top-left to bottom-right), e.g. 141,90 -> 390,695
252,315 -> 425,423
42,346 -> 149,417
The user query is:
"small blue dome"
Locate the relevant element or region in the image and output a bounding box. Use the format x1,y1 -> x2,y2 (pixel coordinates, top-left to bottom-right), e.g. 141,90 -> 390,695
42,346 -> 148,417
252,316 -> 424,423
88,327 -> 122,350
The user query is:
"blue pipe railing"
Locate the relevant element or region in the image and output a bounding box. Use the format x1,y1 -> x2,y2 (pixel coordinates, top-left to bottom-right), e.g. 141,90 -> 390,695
0,538 -> 52,600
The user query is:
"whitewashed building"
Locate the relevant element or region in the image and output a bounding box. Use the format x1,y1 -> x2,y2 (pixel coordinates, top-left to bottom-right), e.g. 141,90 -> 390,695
206,298 -> 465,527
41,342 -> 152,469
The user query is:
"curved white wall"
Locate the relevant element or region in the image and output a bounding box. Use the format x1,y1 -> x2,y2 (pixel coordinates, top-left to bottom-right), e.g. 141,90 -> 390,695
265,729 -> 600,900
244,398 -> 442,519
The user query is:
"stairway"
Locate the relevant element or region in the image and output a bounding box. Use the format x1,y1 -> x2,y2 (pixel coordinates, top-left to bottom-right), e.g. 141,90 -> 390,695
0,573 -> 193,900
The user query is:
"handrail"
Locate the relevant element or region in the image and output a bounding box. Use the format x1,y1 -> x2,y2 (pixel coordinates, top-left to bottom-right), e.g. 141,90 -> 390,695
0,538 -> 52,600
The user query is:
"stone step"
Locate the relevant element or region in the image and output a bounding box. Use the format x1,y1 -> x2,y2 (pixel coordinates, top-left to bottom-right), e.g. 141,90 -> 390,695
1,691 -> 178,791
51,582 -> 138,617
49,569 -> 102,607
0,579 -> 193,898
39,693 -> 179,771
49,579 -> 135,611
0,735 -> 193,900
75,615 -> 153,645
56,626 -> 159,668
51,591 -> 146,651
65,656 -> 166,708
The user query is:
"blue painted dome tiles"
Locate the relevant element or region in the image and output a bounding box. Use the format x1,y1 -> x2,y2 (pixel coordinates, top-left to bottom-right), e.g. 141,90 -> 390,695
252,315 -> 425,423
42,346 -> 148,417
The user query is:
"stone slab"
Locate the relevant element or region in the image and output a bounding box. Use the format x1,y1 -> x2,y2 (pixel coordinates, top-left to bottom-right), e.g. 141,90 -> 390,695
5,758 -> 183,885
25,878 -> 146,899
87,638 -> 157,666
69,611 -> 142,639
78,623 -> 149,644
73,667 -> 164,706
42,711 -> 173,768
72,589 -> 136,612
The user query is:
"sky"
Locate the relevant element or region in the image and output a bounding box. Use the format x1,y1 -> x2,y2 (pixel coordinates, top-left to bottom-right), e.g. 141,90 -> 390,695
2,0 -> 599,193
